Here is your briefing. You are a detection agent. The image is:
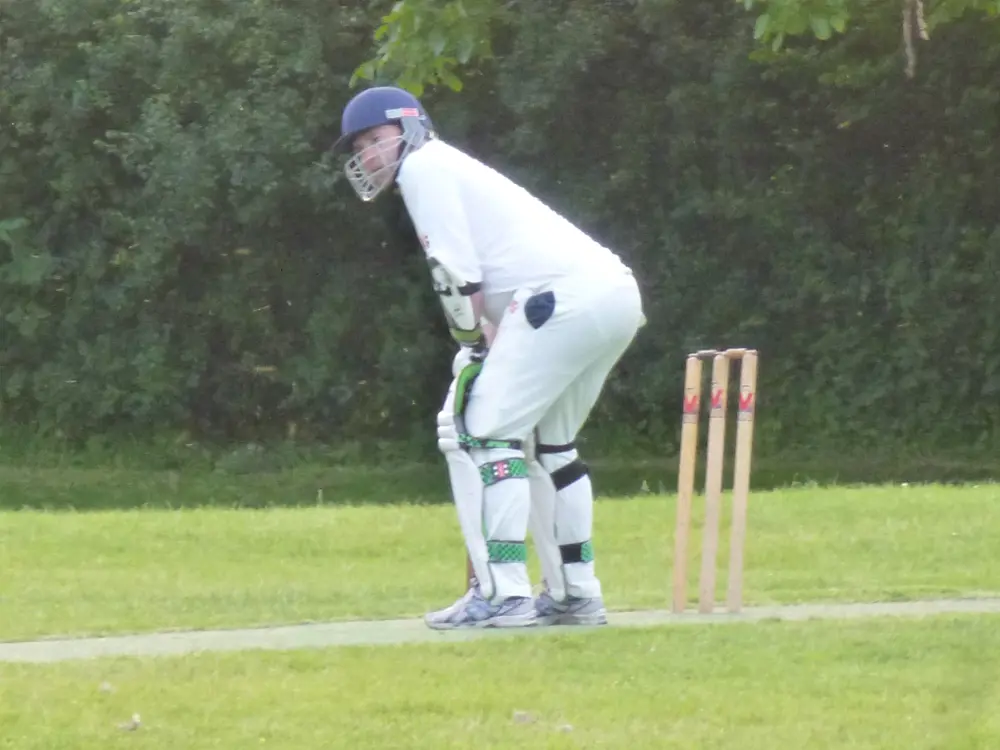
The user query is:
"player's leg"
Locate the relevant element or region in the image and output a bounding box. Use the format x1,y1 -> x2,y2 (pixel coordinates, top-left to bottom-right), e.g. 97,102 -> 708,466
425,285 -> 618,629
437,403 -> 565,608
425,364 -> 535,629
530,353 -> 620,625
530,274 -> 644,625
524,430 -> 566,601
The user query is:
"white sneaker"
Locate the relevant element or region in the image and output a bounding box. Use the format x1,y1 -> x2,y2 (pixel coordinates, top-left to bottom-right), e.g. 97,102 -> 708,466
424,587 -> 537,630
534,590 -> 608,626
423,586 -> 477,629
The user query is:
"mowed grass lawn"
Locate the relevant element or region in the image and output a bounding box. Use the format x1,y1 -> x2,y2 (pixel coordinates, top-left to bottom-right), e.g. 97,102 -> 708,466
1,616 -> 999,749
2,483 -> 999,641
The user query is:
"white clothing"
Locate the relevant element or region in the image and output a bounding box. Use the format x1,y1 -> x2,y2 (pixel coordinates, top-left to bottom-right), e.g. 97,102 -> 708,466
463,272 -> 643,440
404,139 -> 644,606
397,139 -> 632,323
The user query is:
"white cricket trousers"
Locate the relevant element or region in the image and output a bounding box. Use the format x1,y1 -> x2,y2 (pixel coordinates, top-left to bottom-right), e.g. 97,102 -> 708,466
465,270 -> 643,441
459,269 -> 644,600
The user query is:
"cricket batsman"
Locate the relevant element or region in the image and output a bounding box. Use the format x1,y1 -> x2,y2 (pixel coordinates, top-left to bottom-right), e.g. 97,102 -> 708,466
333,86 -> 644,629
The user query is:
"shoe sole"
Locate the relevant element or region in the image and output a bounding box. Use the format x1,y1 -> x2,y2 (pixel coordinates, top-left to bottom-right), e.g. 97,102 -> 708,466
536,611 -> 608,627
424,612 -> 538,631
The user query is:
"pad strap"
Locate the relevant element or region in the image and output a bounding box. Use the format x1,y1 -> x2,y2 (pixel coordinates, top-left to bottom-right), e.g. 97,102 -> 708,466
550,458 -> 590,491
480,458 -> 528,485
537,442 -> 575,455
463,436 -> 524,451
487,540 -> 528,563
560,540 -> 595,564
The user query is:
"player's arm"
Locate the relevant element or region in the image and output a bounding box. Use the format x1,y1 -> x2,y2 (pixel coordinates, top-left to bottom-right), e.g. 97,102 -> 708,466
427,259 -> 488,352
397,154 -> 487,351
482,317 -> 498,347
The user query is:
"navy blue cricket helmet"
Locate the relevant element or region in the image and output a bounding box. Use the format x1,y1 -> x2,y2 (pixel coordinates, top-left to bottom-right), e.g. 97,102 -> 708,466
333,86 -> 434,152
333,86 -> 436,201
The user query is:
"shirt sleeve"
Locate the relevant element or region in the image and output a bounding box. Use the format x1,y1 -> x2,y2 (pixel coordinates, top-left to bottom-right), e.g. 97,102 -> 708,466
397,148 -> 482,285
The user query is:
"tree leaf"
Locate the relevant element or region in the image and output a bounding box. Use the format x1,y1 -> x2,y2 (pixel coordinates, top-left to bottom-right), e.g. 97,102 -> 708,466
786,12 -> 808,34
352,61 -> 377,83
457,34 -> 476,63
428,28 -> 447,56
810,16 -> 832,40
754,13 -> 771,39
439,68 -> 464,91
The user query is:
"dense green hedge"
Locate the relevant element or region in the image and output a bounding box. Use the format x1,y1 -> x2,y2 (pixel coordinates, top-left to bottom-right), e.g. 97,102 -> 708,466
2,0 -> 998,456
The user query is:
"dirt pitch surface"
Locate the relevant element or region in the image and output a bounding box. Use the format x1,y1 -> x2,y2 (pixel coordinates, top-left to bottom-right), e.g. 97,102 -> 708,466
3,597 -> 999,664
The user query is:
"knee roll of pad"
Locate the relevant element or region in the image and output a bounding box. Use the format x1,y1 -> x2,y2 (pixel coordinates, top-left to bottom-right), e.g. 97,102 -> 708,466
436,408 -> 461,454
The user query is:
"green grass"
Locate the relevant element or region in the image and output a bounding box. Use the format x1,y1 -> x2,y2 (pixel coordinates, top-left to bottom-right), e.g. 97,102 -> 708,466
2,484 -> 999,641
3,448 -> 999,511
2,616 -> 999,749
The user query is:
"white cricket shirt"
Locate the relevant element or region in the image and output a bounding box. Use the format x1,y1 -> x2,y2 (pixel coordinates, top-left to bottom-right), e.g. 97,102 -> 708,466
396,139 -> 632,324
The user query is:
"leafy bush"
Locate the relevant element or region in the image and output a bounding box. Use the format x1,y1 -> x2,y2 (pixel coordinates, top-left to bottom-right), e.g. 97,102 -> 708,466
1,0 -> 997,456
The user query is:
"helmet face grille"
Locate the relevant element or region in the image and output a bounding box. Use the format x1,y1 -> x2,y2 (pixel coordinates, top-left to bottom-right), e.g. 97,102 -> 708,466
341,118 -> 433,202
343,136 -> 405,202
